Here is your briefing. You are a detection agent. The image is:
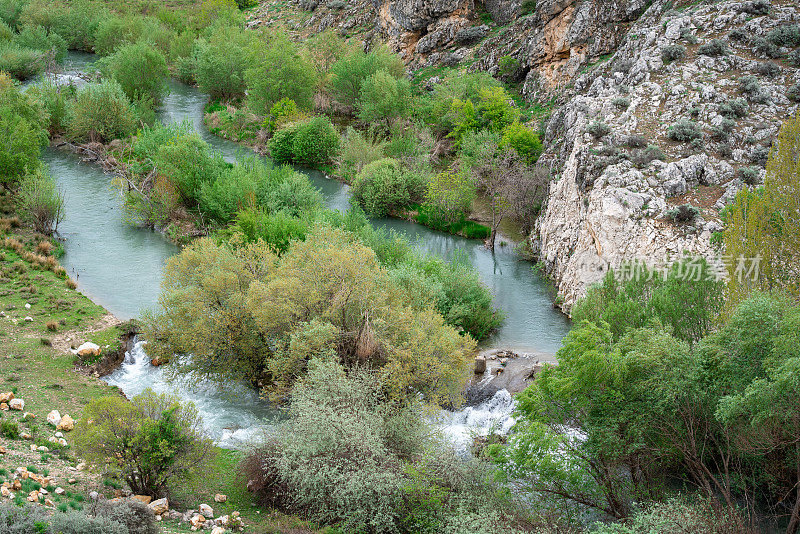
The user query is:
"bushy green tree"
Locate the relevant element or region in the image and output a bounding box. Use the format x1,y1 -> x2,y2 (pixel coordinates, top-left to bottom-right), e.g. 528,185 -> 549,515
66,80 -> 138,142
99,41 -> 168,105
328,45 -> 404,110
423,168 -> 476,225
245,34 -> 317,112
351,157 -> 422,217
19,168 -> 63,235
144,227 -> 475,405
193,25 -> 257,101
268,116 -> 339,168
357,70 -> 413,125
722,112 -> 800,308
500,121 -> 542,163
93,15 -> 173,56
572,259 -> 724,344
19,0 -> 107,51
0,73 -> 47,186
75,389 -> 214,496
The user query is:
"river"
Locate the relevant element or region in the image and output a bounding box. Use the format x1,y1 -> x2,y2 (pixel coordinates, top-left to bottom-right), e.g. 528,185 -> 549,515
42,54 -> 569,447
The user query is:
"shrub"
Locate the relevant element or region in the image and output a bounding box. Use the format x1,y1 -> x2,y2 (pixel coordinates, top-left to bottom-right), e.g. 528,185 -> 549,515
67,81 -> 137,143
269,116 -> 339,168
739,75 -> 770,103
661,44 -> 686,63
13,25 -> 66,60
476,86 -> 519,132
95,499 -> 158,534
352,158 -> 421,217
710,118 -> 735,141
736,165 -> 761,185
667,119 -> 701,142
423,167 -> 476,225
245,34 -> 318,113
697,39 -> 728,57
26,80 -> 72,133
193,26 -> 257,101
74,389 -> 214,496
766,24 -> 800,48
227,208 -> 309,255
624,134 -> 647,148
728,28 -> 748,42
752,36 -> 782,59
595,499 -> 751,534
587,120 -> 611,138
336,126 -> 387,181
98,41 -> 168,105
788,83 -> 800,103
790,49 -> 800,68
754,61 -> 780,78
665,204 -> 700,223
357,70 -> 413,124
329,45 -> 404,110
739,0 -> 769,15
0,419 -> 18,439
49,510 -> 127,534
750,145 -> 769,166
0,43 -> 44,80
718,98 -> 748,119
612,96 -> 631,110
19,170 -> 64,235
0,105 -> 46,186
499,122 -> 542,163
93,15 -> 172,57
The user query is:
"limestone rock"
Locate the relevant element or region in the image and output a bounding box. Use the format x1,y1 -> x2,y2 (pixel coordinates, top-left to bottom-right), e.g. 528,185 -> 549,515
214,493 -> 227,503
149,497 -> 169,515
199,503 -> 213,518
0,392 -> 13,403
47,410 -> 62,427
132,495 -> 152,505
74,342 -> 101,358
57,414 -> 74,432
9,398 -> 23,411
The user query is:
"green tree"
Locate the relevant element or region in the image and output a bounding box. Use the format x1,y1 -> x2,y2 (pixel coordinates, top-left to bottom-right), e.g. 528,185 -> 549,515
192,25 -> 257,101
75,389 -> 214,496
0,72 -> 47,187
723,112 -> 800,308
572,259 -> 724,344
19,169 -> 64,235
328,46 -> 404,111
99,40 -> 169,105
351,158 -> 422,217
67,80 -> 138,142
245,34 -> 318,113
357,70 -> 412,125
423,167 -> 475,225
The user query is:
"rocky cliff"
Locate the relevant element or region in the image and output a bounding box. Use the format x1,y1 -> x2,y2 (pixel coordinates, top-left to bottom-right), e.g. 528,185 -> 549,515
533,0 -> 800,310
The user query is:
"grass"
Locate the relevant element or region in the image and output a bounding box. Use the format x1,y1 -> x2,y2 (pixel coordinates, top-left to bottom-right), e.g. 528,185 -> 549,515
168,448 -> 327,533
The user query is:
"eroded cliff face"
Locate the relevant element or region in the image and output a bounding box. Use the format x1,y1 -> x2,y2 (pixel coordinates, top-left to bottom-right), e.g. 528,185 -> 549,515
533,0 -> 800,310
371,0 -> 650,92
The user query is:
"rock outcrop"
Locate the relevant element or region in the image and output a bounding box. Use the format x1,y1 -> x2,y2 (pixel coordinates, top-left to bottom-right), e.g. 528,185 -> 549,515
533,0 -> 800,310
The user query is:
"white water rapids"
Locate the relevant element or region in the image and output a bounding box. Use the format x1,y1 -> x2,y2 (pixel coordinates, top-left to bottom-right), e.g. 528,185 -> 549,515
105,338 -> 519,451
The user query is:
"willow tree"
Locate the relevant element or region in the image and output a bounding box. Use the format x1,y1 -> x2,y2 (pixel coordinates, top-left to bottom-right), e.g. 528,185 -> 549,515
723,112 -> 800,307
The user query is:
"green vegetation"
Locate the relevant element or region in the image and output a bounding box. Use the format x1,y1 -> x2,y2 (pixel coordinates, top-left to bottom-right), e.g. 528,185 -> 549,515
75,389 -> 214,496
351,157 -> 424,217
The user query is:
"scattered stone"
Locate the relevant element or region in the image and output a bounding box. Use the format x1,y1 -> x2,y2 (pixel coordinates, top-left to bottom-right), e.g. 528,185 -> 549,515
75,462 -> 86,470
213,493 -> 227,503
74,342 -> 101,358
24,316 -> 33,322
20,432 -> 31,440
89,491 -> 99,501
132,495 -> 152,505
27,490 -> 39,502
55,432 -> 63,438
9,398 -> 23,411
24,303 -> 30,309
44,498 -> 54,507
47,410 -> 62,427
1,486 -> 12,498
149,497 -> 169,515
23,412 -> 35,420
57,414 -> 74,432
0,446 -> 6,454
0,403 -> 7,411
211,527 -> 225,534
68,478 -> 76,484
0,392 -> 13,403
474,355 -> 486,374
37,446 -> 48,452
55,487 -> 64,495
190,513 -> 206,528
199,503 -> 213,518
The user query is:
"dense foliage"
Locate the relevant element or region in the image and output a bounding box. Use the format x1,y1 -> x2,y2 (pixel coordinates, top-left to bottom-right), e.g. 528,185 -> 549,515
75,389 -> 213,496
